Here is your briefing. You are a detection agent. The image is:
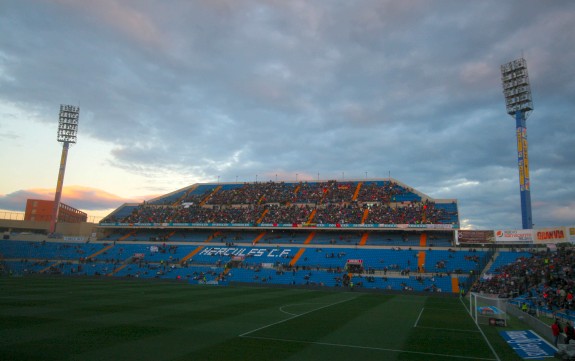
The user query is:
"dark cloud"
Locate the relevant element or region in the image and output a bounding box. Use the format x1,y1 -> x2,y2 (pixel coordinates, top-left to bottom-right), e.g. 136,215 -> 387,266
1,0 -> 574,229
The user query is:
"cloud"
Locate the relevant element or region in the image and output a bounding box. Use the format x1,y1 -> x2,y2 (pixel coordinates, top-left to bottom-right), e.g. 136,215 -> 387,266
0,186 -> 145,212
53,0 -> 166,49
549,203 -> 575,223
1,0 -> 574,229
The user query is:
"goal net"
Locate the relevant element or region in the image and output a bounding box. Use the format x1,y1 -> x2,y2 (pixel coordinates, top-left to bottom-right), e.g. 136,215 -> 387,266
469,292 -> 508,326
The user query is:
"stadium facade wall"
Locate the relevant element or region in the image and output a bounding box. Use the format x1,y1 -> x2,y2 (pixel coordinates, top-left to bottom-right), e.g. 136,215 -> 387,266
0,219 -> 97,238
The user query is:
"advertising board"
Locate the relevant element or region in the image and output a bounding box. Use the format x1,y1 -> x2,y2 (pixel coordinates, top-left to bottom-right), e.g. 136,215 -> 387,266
494,229 -> 533,243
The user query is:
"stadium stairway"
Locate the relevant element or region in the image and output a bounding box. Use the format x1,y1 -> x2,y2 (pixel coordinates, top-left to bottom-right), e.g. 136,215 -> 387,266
418,251 -> 426,272
482,250 -> 500,274
451,275 -> 461,293
256,209 -> 269,224
180,246 -> 205,265
217,267 -> 231,282
360,208 -> 369,224
306,209 -> 317,224
118,231 -> 137,242
293,184 -> 301,197
352,182 -> 363,201
172,184 -> 198,206
40,261 -> 61,274
251,232 -> 266,245
290,248 -> 306,267
88,243 -> 115,259
486,250 -> 533,274
207,231 -> 222,242
359,232 -> 369,246
199,185 -> 222,206
107,262 -> 129,276
304,231 -> 316,244
419,233 -> 427,247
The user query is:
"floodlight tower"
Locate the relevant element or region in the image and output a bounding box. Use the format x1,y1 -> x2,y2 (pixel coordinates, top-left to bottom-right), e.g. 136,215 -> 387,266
500,58 -> 534,229
49,105 -> 80,234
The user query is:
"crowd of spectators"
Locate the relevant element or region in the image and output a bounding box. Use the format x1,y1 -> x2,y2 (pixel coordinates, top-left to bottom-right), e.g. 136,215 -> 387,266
188,180 -> 416,206
471,246 -> 575,317
314,203 -> 364,224
101,180 -> 457,225
262,204 -> 313,224
356,181 -> 411,203
205,182 -> 290,205
104,202 -> 452,226
109,205 -> 265,224
366,201 -> 449,224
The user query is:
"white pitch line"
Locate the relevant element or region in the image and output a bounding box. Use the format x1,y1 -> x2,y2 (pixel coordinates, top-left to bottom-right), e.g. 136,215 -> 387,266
424,308 -> 469,312
414,307 -> 424,327
415,325 -> 481,333
241,335 -> 497,361
239,296 -> 356,337
279,306 -> 298,316
279,303 -> 326,316
460,296 -> 501,361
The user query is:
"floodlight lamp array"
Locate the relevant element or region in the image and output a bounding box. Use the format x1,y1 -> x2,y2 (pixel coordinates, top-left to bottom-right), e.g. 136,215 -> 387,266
57,104 -> 79,143
501,58 -> 533,117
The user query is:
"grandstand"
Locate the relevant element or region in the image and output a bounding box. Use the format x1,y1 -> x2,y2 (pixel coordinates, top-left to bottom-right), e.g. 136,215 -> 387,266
2,176 -> 575,359
2,178 -> 471,290
1,177 -> 484,295
93,177 -> 471,292
99,178 -> 459,227
1,178 -> 571,299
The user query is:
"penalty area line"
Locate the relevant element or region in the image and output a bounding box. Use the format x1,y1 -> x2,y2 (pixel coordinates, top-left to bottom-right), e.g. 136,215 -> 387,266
279,302 -> 328,316
415,325 -> 481,333
239,296 -> 356,337
240,335 -> 497,361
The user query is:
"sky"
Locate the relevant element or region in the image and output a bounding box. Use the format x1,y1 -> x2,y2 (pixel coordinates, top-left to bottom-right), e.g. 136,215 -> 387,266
0,0 -> 574,229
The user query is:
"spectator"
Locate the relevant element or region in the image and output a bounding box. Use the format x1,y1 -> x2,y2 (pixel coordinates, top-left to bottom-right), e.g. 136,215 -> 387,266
552,319 -> 561,346
565,322 -> 575,344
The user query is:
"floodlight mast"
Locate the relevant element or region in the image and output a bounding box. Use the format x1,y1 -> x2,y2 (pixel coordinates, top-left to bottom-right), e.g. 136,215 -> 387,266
49,105 -> 79,234
501,58 -> 534,229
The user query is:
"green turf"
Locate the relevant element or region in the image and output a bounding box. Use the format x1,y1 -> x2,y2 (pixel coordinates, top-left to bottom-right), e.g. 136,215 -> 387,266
0,277 -> 528,360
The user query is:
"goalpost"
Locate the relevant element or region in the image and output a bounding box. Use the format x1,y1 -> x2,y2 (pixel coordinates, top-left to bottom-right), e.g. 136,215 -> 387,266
469,292 -> 508,326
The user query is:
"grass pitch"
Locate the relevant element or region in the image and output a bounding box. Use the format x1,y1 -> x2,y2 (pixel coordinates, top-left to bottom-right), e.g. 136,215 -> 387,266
0,277 -> 525,360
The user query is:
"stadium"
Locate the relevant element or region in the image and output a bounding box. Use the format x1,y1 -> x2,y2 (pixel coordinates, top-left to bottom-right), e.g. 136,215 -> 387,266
1,57 -> 573,360
2,174 -> 574,360
1,2 -> 574,359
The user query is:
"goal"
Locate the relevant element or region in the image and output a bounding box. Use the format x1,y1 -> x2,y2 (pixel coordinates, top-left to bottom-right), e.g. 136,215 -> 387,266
469,292 -> 508,326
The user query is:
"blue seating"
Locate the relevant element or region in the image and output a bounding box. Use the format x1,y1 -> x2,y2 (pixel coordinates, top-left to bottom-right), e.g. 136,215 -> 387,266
0,240 -> 106,260
488,251 -> 533,274
2,239 -> 482,295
